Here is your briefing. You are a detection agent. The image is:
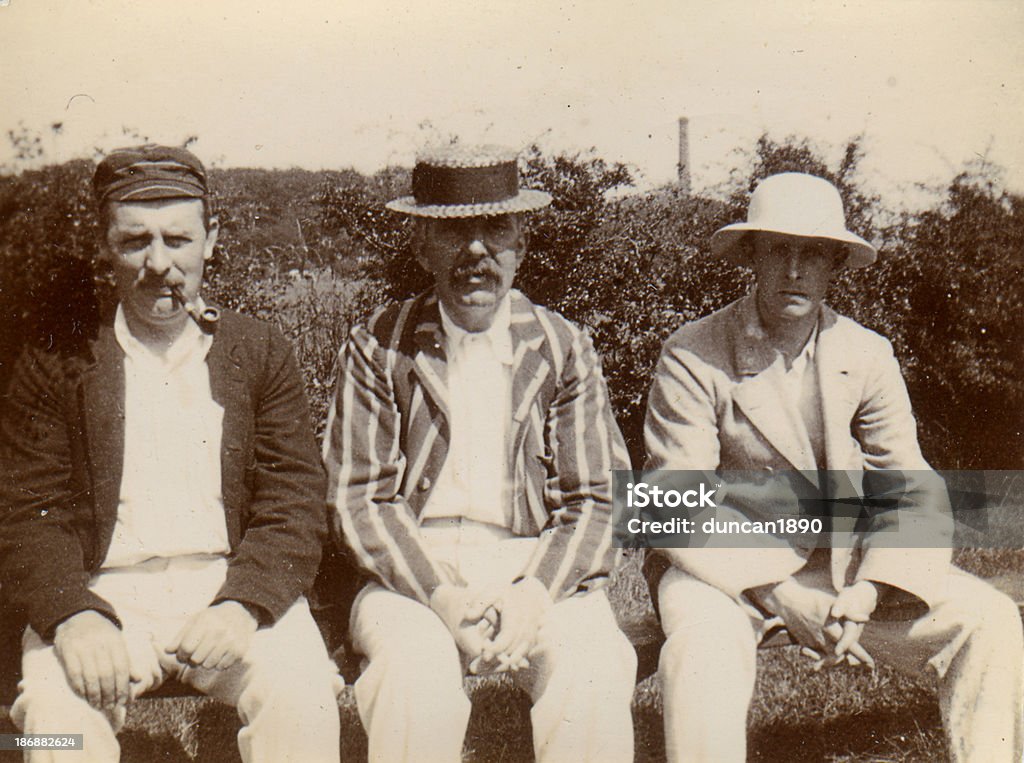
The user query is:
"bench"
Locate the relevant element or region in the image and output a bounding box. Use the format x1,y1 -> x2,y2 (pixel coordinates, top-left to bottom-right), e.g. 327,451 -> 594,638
1,568 -> 1020,705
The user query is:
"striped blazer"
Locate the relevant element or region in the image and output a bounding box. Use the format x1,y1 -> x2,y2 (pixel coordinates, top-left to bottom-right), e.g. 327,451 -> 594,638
323,289 -> 630,605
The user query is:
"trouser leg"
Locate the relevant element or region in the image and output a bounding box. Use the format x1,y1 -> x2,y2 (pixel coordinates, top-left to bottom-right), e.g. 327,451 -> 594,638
656,567 -> 759,763
858,570 -> 1024,763
349,583 -> 470,763
10,627 -> 122,763
511,590 -> 636,763
180,596 -> 341,763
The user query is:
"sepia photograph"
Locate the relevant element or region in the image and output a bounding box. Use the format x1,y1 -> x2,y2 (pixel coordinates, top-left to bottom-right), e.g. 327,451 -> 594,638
1,1 -> 1021,761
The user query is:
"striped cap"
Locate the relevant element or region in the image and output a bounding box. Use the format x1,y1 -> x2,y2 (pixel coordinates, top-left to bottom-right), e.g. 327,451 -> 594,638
93,145 -> 208,203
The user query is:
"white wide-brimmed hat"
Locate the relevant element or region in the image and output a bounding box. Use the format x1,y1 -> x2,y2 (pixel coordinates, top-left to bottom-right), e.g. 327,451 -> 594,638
711,172 -> 877,268
386,144 -> 552,218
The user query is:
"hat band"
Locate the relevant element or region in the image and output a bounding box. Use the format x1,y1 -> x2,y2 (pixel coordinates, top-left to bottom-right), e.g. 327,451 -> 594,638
412,161 -> 519,206
96,167 -> 207,203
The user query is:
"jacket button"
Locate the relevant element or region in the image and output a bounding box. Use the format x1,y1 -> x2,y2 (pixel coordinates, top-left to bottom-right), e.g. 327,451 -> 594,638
419,476 -> 432,491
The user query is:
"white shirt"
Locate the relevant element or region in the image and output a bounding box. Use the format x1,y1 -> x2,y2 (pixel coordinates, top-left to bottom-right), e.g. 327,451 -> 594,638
420,296 -> 515,528
778,323 -> 824,469
103,306 -> 230,569
780,323 -> 818,407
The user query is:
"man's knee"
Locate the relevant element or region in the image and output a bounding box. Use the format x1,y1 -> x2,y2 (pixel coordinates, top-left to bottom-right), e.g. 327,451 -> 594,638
244,651 -> 340,709
600,623 -> 639,683
13,633 -> 125,735
353,587 -> 465,682
657,580 -> 757,682
358,617 -> 464,703
515,595 -> 636,714
963,583 -> 1024,648
536,594 -> 636,679
937,575 -> 1024,647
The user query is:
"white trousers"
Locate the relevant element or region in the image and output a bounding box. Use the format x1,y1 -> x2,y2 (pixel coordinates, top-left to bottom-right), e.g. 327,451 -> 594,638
349,521 -> 637,763
11,555 -> 342,763
657,563 -> 1024,763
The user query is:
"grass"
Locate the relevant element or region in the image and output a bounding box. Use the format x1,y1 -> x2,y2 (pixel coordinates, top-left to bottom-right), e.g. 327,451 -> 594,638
0,655 -> 947,762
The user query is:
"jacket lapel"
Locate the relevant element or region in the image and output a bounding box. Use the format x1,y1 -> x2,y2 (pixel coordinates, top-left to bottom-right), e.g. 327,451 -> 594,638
730,295 -> 818,472
82,326 -> 126,558
207,320 -> 250,547
410,294 -> 451,424
813,307 -> 865,583
815,307 -> 860,472
508,294 -> 551,452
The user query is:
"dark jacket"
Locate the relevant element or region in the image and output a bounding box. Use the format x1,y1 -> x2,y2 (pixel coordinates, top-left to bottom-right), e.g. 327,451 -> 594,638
0,309 -> 328,639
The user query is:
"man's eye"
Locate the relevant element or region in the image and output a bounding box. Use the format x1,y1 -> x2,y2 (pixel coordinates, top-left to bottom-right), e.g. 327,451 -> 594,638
486,219 -> 512,237
165,236 -> 191,248
119,237 -> 150,251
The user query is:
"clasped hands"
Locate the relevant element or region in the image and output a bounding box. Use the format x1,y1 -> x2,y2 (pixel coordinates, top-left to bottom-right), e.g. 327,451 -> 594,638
430,577 -> 551,675
53,600 -> 258,711
761,577 -> 879,671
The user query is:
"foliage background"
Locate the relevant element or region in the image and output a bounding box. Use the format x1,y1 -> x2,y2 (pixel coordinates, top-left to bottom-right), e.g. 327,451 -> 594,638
4,133 -> 1019,470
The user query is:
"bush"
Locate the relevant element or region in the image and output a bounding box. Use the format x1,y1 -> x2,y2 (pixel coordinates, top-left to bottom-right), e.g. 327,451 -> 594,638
2,137 -> 1020,470
0,160 -> 104,392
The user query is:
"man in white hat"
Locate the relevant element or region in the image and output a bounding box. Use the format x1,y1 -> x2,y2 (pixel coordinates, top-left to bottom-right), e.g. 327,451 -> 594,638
323,145 -> 636,762
644,172 -> 1023,761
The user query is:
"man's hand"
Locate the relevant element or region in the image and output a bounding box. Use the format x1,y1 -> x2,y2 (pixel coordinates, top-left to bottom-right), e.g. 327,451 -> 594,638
53,610 -> 131,711
480,577 -> 552,672
763,578 -> 877,670
761,577 -> 836,653
829,580 -> 879,667
165,600 -> 258,671
429,584 -> 495,662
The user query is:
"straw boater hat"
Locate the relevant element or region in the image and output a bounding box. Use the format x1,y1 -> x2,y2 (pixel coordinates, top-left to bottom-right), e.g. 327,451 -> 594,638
711,172 -> 877,268
386,144 -> 552,218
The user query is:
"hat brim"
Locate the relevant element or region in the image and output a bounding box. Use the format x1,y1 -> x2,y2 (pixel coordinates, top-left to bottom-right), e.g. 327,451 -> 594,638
710,223 -> 877,268
385,189 -> 552,218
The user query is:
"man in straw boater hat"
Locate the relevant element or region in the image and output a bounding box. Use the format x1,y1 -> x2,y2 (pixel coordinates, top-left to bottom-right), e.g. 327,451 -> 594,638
0,145 -> 341,762
643,172 -> 1023,761
323,144 -> 636,762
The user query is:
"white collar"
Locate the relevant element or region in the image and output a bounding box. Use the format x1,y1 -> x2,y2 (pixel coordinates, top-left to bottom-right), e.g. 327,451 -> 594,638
114,304 -> 212,370
797,321 -> 818,363
438,294 -> 514,366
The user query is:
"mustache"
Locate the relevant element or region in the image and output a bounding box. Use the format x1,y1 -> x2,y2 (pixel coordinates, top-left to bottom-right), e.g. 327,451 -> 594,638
132,272 -> 182,290
450,261 -> 503,284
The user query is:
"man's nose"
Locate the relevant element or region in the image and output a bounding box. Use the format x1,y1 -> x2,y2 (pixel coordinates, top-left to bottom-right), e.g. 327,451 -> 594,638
466,236 -> 489,258
785,252 -> 803,279
144,240 -> 172,274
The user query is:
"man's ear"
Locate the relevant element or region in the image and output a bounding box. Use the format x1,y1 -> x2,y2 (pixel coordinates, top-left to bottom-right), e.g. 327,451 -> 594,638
833,244 -> 849,272
510,213 -> 528,265
515,228 -> 528,267
411,219 -> 430,271
203,217 -> 220,262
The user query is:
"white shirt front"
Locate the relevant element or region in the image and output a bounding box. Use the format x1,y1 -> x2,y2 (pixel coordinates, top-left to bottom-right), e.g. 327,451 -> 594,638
420,296 -> 515,528
103,306 -> 230,569
778,323 -> 824,469
780,323 -> 818,407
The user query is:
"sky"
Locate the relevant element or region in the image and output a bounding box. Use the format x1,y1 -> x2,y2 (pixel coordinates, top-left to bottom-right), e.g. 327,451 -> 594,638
2,0 -> 1023,207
